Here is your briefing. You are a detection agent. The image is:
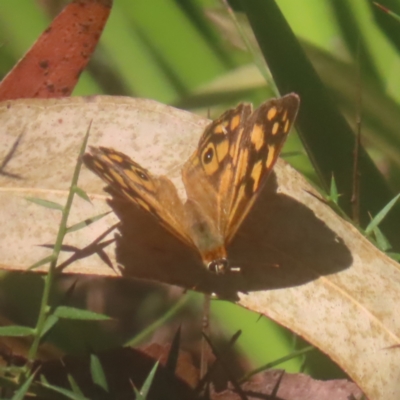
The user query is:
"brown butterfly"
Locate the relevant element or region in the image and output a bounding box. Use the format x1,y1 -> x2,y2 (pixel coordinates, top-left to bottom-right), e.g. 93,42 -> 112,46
83,93 -> 300,274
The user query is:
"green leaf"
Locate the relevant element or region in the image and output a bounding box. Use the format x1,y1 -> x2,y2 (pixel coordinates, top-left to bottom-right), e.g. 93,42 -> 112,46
67,373 -> 85,397
27,255 -> 54,271
26,197 -> 64,211
0,325 -> 33,337
240,0 -> 400,248
11,372 -> 36,400
136,362 -> 158,399
329,174 -> 339,205
40,315 -> 59,338
53,306 -> 111,321
372,226 -> 391,252
74,186 -> 91,202
365,193 -> 400,235
240,345 -> 315,382
90,354 -> 108,393
66,211 -> 111,234
40,381 -> 89,400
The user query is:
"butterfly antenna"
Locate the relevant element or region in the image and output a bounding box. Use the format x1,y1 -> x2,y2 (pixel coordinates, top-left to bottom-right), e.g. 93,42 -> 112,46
229,256 -> 280,270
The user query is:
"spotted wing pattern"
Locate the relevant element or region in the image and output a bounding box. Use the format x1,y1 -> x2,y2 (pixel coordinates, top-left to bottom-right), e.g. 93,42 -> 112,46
83,147 -> 194,248
182,93 -> 300,244
83,93 -> 300,272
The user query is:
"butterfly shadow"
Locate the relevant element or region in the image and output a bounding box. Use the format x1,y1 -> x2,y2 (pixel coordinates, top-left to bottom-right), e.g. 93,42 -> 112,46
107,172 -> 352,300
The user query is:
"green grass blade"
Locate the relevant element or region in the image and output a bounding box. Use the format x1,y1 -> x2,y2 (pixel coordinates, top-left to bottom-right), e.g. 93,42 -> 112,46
240,0 -> 400,247
74,186 -> 91,203
329,174 -> 339,205
372,2 -> 400,48
240,345 -> 315,382
40,314 -> 59,338
365,193 -> 400,235
374,3 -> 400,23
372,226 -> 391,251
136,362 -> 158,399
90,354 -> 108,393
118,0 -> 229,94
53,306 -> 111,321
0,326 -> 33,337
67,373 -> 85,397
28,124 -> 92,363
39,381 -> 89,400
329,0 -> 382,84
66,212 -> 111,234
11,372 -> 36,400
27,255 -> 54,271
25,197 -> 63,211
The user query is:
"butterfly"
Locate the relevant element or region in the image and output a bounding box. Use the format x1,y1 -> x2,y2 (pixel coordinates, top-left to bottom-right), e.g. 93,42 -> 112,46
83,93 -> 300,274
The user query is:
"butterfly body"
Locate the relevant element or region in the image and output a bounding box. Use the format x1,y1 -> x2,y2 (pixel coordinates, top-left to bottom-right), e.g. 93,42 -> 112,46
84,94 -> 300,274
183,198 -> 228,273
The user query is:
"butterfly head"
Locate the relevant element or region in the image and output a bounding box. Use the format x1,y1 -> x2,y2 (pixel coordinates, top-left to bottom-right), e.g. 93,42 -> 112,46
207,258 -> 241,274
203,249 -> 242,274
207,258 -> 229,274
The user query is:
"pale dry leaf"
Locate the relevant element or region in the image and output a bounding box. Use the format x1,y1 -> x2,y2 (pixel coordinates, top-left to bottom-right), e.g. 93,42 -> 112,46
0,96 -> 399,399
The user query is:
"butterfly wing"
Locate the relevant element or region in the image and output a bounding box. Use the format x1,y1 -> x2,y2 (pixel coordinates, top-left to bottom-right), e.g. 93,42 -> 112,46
183,93 -> 300,245
83,147 -> 195,249
181,103 -> 252,263
224,93 -> 300,242
182,103 -> 252,222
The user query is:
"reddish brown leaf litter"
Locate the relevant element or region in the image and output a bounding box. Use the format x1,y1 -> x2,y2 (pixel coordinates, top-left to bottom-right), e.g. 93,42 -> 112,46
32,346 -> 365,400
38,347 -> 196,399
143,342 -> 200,388
212,370 -> 364,400
0,0 -> 112,101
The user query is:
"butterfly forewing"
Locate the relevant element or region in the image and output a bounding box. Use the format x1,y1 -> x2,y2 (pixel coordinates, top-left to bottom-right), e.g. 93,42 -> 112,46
83,147 -> 195,249
184,105 -> 251,181
225,94 -> 300,242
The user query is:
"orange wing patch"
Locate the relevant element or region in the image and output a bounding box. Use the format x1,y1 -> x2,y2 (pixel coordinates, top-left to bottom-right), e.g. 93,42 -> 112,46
225,94 -> 300,242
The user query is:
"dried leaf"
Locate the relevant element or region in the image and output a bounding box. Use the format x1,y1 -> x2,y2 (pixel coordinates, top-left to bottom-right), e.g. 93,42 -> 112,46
0,0 -> 112,100
0,96 -> 399,399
